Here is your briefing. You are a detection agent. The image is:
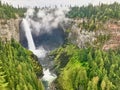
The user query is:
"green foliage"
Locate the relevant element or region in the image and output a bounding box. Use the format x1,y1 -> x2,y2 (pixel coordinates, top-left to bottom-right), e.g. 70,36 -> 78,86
96,34 -> 111,45
0,40 -> 44,90
67,2 -> 120,31
0,1 -> 25,19
0,61 -> 8,90
67,2 -> 120,20
52,44 -> 120,90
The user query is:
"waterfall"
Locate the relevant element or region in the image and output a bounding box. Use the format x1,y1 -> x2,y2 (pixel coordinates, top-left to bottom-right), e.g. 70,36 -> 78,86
20,8 -> 68,90
22,18 -> 36,51
21,18 -> 57,90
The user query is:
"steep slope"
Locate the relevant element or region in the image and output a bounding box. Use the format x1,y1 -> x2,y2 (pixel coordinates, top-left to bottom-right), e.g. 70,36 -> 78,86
52,44 -> 120,90
0,39 -> 44,90
103,22 -> 120,50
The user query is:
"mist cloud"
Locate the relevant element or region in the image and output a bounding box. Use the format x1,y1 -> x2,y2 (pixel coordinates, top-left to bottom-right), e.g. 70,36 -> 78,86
24,8 -> 69,35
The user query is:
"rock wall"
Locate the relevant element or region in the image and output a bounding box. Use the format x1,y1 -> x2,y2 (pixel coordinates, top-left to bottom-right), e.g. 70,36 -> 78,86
68,21 -> 96,48
0,19 -> 20,42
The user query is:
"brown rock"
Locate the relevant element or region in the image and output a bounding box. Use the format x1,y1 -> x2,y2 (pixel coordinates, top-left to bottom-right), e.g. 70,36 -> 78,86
0,19 -> 21,42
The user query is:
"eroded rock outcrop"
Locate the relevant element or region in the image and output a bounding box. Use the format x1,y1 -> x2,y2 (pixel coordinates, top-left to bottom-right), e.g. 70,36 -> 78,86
0,19 -> 20,42
103,22 -> 120,50
68,20 -> 96,48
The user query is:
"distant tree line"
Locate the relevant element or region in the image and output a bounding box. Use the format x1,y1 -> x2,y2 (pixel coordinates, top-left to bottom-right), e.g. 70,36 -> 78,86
67,2 -> 120,21
0,1 -> 25,19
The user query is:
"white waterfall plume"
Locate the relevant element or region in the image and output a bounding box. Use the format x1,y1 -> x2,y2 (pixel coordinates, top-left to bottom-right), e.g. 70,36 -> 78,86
22,18 -> 36,51
21,18 -> 47,58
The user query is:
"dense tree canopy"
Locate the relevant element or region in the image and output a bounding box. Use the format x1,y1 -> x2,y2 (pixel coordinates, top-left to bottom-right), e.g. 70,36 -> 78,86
51,3 -> 120,90
67,2 -> 120,21
0,39 -> 44,90
0,1 -> 25,19
51,44 -> 120,90
1,1 -> 120,90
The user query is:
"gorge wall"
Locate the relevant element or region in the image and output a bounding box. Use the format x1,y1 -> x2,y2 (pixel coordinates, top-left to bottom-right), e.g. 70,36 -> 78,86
0,19 -> 20,42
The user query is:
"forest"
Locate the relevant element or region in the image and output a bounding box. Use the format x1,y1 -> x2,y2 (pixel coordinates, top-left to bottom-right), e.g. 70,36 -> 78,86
0,39 -> 44,90
67,2 -> 120,20
0,1 -> 25,19
51,2 -> 120,90
0,1 -> 120,90
51,44 -> 120,90
67,2 -> 120,31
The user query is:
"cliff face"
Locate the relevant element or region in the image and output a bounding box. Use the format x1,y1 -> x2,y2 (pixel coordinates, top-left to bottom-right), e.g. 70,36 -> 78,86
68,20 -> 96,48
0,19 -> 20,42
